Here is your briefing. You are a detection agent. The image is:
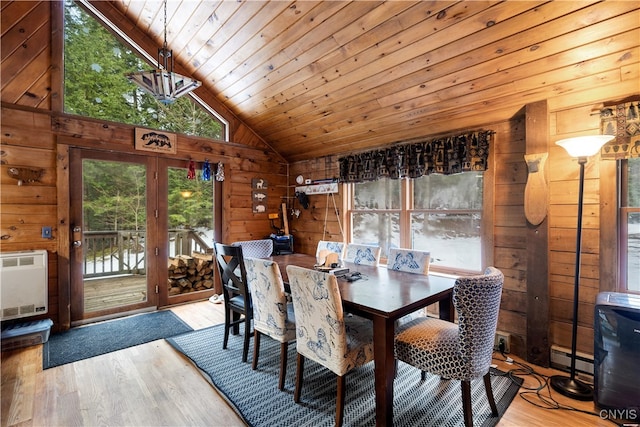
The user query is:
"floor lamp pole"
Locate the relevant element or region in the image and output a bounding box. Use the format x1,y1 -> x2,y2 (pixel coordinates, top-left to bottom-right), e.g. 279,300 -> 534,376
549,156 -> 593,400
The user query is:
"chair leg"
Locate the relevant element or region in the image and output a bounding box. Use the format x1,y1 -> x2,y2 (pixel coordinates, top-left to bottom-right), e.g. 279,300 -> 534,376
278,342 -> 288,390
223,308 -> 231,349
242,315 -> 251,363
461,380 -> 473,427
336,374 -> 346,427
294,353 -> 304,403
483,372 -> 499,416
232,311 -> 240,335
252,330 -> 261,370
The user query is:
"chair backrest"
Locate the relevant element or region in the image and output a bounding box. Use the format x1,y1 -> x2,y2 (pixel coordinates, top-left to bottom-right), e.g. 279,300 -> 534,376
454,266 -> 504,377
244,257 -> 293,341
231,239 -> 274,259
214,242 -> 251,304
286,265 -> 349,375
387,248 -> 430,275
344,243 -> 381,266
315,240 -> 345,266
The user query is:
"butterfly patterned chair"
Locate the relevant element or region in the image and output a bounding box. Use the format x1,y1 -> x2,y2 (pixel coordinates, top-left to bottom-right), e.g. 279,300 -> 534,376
387,247 -> 430,275
244,257 -> 296,390
344,243 -> 381,266
285,265 -> 374,427
214,242 -> 253,363
315,240 -> 346,266
231,239 -> 274,259
394,267 -> 505,427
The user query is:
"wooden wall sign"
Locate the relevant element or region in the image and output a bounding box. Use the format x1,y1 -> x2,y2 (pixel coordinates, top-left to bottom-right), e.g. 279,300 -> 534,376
134,128 -> 177,154
252,178 -> 267,213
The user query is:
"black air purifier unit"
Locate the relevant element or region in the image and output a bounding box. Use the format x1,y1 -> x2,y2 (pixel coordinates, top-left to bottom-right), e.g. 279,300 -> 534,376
594,292 -> 640,422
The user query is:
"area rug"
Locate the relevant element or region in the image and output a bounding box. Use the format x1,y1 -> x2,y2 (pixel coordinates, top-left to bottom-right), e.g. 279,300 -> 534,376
44,310 -> 192,369
167,324 -> 523,427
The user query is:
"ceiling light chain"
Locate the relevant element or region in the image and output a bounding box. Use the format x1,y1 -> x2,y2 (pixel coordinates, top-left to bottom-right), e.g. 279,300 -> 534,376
126,0 -> 201,104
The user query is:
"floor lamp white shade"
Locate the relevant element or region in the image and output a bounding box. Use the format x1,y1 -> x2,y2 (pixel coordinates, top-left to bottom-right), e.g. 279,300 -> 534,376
550,134 -> 613,400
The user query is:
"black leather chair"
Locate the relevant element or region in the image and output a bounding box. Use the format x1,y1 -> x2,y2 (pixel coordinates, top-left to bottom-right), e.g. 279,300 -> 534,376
214,242 -> 253,362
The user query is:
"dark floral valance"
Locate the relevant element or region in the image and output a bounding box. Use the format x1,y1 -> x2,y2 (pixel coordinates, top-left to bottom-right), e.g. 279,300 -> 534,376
600,101 -> 640,160
339,130 -> 493,183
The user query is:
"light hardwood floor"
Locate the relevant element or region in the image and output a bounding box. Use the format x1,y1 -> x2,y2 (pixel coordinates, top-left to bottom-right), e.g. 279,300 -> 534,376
1,301 -> 616,427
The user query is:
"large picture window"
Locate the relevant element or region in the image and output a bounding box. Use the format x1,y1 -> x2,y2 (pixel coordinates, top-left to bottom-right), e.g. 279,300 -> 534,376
349,172 -> 485,274
621,157 -> 640,292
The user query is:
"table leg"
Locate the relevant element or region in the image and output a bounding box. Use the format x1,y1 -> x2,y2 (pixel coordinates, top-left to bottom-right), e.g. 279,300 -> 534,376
439,291 -> 454,321
372,316 -> 395,426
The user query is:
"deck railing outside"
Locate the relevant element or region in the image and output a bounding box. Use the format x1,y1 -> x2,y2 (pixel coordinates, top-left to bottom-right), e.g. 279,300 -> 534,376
83,230 -> 211,278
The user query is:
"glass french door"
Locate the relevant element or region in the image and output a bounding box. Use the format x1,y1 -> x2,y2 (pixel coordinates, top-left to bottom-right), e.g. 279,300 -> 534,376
70,150 -> 220,323
70,149 -> 158,323
158,158 -> 219,307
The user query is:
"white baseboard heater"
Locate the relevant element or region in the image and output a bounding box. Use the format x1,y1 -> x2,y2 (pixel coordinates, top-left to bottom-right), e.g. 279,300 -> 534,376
550,344 -> 594,376
0,250 -> 48,321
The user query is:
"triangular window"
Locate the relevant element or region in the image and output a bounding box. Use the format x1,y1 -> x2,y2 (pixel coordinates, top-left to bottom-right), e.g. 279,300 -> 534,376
63,0 -> 227,140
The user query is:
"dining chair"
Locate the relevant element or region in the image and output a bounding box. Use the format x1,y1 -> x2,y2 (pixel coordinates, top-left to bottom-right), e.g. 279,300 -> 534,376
315,240 -> 345,266
231,239 -> 274,258
244,257 -> 296,390
394,267 -> 505,427
214,242 -> 253,363
285,265 -> 374,427
387,247 -> 430,274
343,243 -> 381,266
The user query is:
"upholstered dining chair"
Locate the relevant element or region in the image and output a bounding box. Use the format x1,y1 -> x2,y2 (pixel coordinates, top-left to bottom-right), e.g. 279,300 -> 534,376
285,265 -> 374,427
315,240 -> 345,266
214,242 -> 253,363
244,257 -> 296,390
394,267 -> 505,427
231,239 -> 274,259
387,247 -> 430,275
344,243 -> 381,266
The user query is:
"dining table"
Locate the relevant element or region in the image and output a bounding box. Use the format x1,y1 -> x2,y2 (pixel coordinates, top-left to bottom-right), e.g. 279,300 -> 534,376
271,253 -> 456,427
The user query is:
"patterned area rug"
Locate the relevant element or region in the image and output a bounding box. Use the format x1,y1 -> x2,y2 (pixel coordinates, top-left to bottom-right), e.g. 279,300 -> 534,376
167,324 -> 523,427
44,310 -> 192,369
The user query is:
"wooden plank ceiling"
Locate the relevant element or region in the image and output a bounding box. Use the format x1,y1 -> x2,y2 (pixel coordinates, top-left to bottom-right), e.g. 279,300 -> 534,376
22,2 -> 640,162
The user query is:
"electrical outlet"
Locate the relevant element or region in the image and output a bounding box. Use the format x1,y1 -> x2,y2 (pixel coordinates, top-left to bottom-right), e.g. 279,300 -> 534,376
494,331 -> 511,354
41,226 -> 52,239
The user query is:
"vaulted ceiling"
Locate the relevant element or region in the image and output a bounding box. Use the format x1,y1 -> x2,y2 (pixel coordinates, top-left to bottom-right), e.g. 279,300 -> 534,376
40,2 -> 640,161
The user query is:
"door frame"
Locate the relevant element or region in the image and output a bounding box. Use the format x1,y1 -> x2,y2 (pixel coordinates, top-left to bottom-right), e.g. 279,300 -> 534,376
68,148 -> 159,323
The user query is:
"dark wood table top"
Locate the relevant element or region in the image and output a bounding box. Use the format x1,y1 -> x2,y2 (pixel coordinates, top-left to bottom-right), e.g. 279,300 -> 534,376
272,253 -> 456,320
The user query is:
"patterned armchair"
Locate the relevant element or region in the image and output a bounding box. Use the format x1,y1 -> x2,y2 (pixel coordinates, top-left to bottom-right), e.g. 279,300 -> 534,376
285,265 -> 374,427
244,257 -> 296,390
394,267 -> 505,427
315,240 -> 345,266
344,243 -> 381,266
387,247 -> 430,275
231,239 -> 274,258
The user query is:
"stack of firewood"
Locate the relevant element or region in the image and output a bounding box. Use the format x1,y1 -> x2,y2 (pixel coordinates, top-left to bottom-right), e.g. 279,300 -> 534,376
168,252 -> 215,295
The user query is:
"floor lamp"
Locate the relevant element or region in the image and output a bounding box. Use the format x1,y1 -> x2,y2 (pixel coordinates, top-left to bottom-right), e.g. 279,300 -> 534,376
550,134 -> 614,400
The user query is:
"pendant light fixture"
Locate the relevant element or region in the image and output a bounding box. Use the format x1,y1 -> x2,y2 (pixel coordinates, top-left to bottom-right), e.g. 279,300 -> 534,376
126,0 -> 201,104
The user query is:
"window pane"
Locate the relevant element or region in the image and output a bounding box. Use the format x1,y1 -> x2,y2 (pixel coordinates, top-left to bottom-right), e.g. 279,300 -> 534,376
628,157 -> 640,207
414,172 -> 483,209
354,180 -> 400,209
64,1 -> 225,139
351,212 -> 400,257
411,212 -> 481,271
627,212 -> 640,292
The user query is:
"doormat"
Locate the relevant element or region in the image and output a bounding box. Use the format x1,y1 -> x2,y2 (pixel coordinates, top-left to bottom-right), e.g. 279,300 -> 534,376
43,310 -> 192,369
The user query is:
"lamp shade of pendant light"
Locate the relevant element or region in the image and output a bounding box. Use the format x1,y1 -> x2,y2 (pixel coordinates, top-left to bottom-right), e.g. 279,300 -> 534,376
126,0 -> 201,104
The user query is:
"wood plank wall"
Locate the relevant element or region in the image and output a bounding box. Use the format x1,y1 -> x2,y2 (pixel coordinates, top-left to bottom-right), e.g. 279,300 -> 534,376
0,105 -> 287,330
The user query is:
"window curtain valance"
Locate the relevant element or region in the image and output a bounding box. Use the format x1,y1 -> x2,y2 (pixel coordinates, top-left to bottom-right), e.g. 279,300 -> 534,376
600,101 -> 640,160
339,130 -> 493,183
